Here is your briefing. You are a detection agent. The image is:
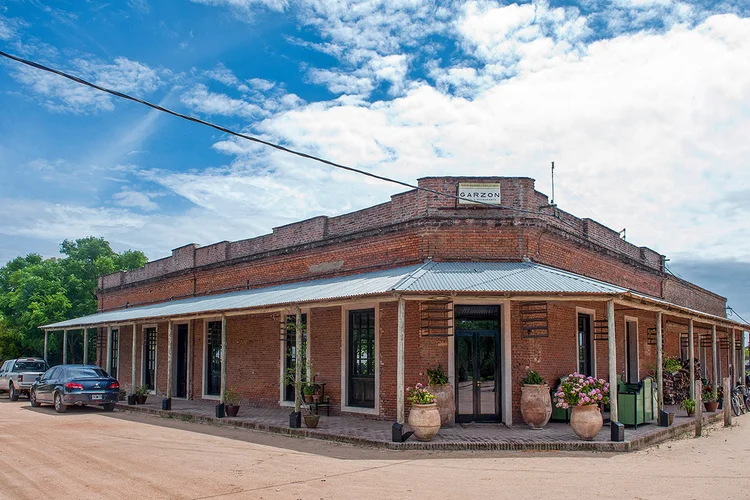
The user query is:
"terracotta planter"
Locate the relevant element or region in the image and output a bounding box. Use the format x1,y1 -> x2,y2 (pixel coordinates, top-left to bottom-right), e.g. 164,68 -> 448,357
303,414 -> 320,428
304,394 -> 313,404
225,404 -> 240,417
704,401 -> 719,412
570,404 -> 603,440
520,384 -> 552,429
428,384 -> 455,427
408,403 -> 441,441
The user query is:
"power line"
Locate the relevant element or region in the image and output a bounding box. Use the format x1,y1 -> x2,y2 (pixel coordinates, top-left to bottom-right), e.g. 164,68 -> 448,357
0,49 -> 717,281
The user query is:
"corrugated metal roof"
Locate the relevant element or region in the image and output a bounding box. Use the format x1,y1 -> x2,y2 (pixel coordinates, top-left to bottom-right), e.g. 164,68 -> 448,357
399,261 -> 628,294
46,260 -> 740,330
41,264 -> 424,329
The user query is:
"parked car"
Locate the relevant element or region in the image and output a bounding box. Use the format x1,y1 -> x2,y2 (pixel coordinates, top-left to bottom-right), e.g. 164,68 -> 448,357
0,358 -> 49,401
30,364 -> 119,413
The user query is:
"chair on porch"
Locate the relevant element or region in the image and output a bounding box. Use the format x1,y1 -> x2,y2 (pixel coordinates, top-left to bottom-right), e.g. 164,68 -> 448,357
617,375 -> 656,429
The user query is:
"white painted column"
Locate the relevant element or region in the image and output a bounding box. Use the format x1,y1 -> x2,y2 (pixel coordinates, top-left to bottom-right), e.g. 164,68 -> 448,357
220,315 -> 228,403
396,296 -> 405,425
712,325 -> 718,392
131,323 -> 137,392
731,328 -> 737,385
106,326 -> 113,373
294,307 -> 302,414
607,299 -> 618,423
43,331 -> 48,362
63,329 -> 68,365
167,320 -> 174,399
689,319 -> 695,400
83,328 -> 89,365
742,331 -> 747,387
656,312 -> 663,411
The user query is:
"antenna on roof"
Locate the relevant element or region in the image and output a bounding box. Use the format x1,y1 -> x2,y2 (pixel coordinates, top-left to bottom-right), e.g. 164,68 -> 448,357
550,161 -> 555,206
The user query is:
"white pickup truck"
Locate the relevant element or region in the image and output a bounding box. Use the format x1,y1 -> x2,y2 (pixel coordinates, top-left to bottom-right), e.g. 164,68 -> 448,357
0,358 -> 49,401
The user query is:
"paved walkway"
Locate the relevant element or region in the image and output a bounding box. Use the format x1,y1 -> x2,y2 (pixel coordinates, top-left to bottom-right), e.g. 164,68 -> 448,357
115,398 -> 726,451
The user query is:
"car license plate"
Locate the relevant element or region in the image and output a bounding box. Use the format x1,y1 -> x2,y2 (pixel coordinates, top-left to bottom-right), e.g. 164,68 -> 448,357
91,395 -> 103,400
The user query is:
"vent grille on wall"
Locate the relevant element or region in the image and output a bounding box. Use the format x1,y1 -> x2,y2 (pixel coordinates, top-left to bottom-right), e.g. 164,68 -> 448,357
520,302 -> 549,339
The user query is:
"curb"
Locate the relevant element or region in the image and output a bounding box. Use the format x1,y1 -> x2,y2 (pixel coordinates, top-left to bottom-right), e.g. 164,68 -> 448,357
114,403 -> 726,452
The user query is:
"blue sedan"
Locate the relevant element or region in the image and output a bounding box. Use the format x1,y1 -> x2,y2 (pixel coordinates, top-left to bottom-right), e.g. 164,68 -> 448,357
30,365 -> 119,413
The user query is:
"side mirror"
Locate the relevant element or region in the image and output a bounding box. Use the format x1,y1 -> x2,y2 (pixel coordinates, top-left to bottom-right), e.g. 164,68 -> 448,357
35,376 -> 41,382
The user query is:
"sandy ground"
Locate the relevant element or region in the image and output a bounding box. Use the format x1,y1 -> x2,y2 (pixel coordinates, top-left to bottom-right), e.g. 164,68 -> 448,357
0,398 -> 749,500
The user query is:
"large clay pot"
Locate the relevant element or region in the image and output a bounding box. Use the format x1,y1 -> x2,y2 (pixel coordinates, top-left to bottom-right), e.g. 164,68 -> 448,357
428,384 -> 455,427
570,404 -> 603,440
520,384 -> 552,429
408,403 -> 441,441
704,401 -> 719,413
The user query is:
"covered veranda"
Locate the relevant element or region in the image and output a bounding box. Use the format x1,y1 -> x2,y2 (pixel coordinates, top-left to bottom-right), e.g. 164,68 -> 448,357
41,261 -> 749,442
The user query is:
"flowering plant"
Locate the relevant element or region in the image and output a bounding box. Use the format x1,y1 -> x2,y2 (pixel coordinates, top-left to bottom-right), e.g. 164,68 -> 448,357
407,383 -> 436,405
553,373 -> 609,409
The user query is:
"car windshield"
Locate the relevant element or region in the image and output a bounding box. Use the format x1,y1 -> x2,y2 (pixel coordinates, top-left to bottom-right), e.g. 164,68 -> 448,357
66,367 -> 109,378
14,361 -> 47,371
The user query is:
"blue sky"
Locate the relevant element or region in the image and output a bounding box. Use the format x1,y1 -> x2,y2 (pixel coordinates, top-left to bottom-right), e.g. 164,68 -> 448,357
1,0 -> 750,323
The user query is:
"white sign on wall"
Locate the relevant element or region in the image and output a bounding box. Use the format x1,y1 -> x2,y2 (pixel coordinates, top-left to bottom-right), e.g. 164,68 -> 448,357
457,183 -> 502,205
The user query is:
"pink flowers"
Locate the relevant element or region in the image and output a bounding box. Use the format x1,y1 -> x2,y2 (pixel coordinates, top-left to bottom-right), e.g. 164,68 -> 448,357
553,373 -> 610,408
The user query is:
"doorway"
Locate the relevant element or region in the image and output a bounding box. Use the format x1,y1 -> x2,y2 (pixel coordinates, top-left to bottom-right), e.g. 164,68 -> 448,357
454,305 -> 501,423
625,320 -> 639,383
175,324 -> 189,398
577,313 -> 593,377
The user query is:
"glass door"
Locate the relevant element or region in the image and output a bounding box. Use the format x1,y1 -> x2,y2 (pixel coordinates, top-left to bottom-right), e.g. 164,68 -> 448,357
578,314 -> 593,376
454,305 -> 501,423
175,324 -> 188,398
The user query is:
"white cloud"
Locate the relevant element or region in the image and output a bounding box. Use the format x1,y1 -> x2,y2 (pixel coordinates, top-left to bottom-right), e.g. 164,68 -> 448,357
204,62 -> 241,87
127,0 -> 151,14
180,84 -> 266,118
10,56 -> 164,114
112,188 -> 160,211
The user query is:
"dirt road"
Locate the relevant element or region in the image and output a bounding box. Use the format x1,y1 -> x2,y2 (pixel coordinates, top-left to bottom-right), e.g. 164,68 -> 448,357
0,398 -> 748,499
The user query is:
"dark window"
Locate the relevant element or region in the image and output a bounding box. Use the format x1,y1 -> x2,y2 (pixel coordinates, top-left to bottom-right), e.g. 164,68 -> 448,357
110,329 -> 119,379
284,314 -> 307,402
143,327 -> 157,391
348,309 -> 375,408
12,361 -> 48,372
205,321 -> 222,396
67,367 -> 108,378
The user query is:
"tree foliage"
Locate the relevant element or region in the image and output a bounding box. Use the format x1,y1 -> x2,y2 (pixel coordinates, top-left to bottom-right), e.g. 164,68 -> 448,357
0,237 -> 147,360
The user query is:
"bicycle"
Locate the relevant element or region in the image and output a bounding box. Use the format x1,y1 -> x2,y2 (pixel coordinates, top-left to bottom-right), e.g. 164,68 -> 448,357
731,385 -> 748,416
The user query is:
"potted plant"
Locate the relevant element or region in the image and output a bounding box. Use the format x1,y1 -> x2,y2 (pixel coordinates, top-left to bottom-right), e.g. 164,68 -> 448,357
407,383 -> 440,441
663,357 -> 682,375
302,383 -> 315,404
135,385 -> 149,405
702,386 -> 719,412
426,364 -> 454,427
680,397 -> 696,416
520,368 -> 552,430
553,373 -> 609,440
224,386 -> 241,417
303,402 -> 320,428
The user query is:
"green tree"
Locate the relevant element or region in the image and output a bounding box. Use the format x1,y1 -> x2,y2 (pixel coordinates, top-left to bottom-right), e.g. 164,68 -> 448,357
0,237 -> 147,360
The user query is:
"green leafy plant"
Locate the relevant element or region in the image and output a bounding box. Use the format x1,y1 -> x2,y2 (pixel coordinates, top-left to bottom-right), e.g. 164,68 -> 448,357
701,388 -> 717,403
135,385 -> 149,396
680,398 -> 696,413
663,357 -> 682,375
426,365 -> 448,386
406,383 -> 436,404
521,368 -> 545,386
302,383 -> 316,396
223,386 -> 240,406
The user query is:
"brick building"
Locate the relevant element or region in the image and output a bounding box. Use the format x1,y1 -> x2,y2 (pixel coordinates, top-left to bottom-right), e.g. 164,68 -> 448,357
42,176 -> 748,425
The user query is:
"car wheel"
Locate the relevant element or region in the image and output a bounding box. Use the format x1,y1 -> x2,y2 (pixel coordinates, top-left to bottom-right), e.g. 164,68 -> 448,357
54,392 -> 67,413
103,403 -> 115,412
9,383 -> 18,401
30,389 -> 41,408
